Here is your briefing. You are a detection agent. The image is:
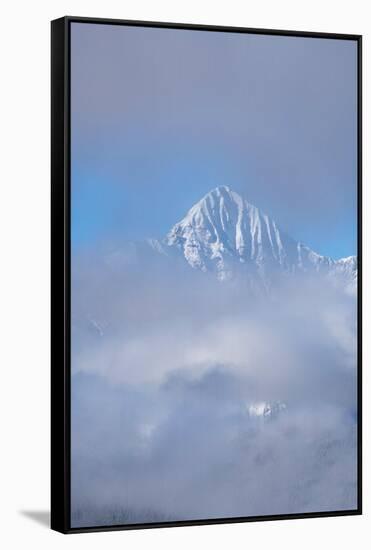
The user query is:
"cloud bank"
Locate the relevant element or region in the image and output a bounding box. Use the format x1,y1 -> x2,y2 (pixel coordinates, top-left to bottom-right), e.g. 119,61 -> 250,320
71,250 -> 357,527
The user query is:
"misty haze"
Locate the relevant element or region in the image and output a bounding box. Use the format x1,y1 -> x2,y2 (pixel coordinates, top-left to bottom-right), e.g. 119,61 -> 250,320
71,187 -> 357,527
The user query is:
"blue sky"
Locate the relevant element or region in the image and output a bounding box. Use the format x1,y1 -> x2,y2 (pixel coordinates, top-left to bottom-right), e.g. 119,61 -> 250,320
71,23 -> 357,259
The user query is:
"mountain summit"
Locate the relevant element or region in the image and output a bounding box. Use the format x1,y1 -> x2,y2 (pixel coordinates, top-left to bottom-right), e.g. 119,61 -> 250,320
106,186 -> 356,292
164,186 -> 356,288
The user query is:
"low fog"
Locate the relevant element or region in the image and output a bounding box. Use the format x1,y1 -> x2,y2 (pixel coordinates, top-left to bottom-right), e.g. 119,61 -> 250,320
71,247 -> 357,527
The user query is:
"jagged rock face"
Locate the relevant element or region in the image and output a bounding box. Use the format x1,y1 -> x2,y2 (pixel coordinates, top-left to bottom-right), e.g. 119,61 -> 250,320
165,185 -> 297,279
163,186 -> 357,287
102,186 -> 356,292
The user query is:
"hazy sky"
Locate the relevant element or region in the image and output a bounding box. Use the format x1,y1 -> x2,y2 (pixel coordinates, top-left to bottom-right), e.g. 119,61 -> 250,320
71,22 -> 358,258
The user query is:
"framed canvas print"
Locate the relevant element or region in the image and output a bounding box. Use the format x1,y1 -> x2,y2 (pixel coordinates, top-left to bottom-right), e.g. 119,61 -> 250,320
51,16 -> 362,533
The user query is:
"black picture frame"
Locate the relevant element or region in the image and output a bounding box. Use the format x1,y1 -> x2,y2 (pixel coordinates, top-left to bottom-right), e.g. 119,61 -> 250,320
51,16 -> 362,534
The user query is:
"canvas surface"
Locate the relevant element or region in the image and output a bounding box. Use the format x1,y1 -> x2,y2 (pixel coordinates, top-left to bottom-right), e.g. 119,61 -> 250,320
70,22 -> 358,528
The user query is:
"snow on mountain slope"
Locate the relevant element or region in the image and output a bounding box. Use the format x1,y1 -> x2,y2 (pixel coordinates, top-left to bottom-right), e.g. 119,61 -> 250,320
166,185 -> 298,280
329,255 -> 358,295
101,185 -> 357,291
164,186 -> 357,286
248,401 -> 287,421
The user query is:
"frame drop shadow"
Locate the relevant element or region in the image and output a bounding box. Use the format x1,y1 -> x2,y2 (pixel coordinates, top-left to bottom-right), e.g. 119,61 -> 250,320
20,510 -> 50,528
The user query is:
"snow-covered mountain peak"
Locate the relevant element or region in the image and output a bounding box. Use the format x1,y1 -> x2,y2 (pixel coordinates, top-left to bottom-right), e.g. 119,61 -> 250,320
189,185 -> 253,212
181,185 -> 247,226
104,186 -> 357,291
165,186 -> 300,280
164,186 -> 357,288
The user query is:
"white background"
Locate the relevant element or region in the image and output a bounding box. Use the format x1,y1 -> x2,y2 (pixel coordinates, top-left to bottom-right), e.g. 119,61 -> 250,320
0,0 -> 369,547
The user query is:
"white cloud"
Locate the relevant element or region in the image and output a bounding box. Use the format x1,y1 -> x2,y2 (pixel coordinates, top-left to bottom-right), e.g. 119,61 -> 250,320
71,252 -> 357,527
